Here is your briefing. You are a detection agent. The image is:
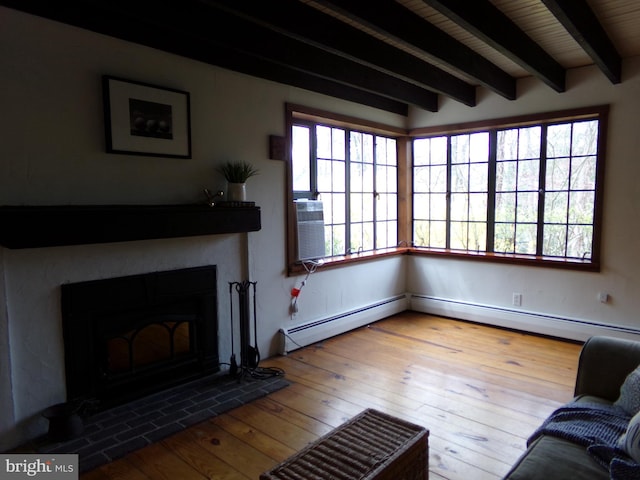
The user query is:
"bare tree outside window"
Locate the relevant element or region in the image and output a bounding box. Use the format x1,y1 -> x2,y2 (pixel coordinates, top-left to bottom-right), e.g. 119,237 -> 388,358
412,115 -> 602,264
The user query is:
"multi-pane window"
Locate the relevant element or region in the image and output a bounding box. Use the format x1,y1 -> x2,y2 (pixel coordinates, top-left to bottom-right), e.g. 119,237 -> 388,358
451,132 -> 489,251
495,126 -> 542,255
374,136 -> 399,249
317,125 -> 347,256
413,115 -> 603,264
543,120 -> 599,259
413,133 -> 489,251
292,121 -> 398,259
413,136 -> 448,249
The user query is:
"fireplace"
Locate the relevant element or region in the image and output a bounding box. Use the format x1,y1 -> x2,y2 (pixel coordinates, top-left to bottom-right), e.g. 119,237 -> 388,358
61,266 -> 219,411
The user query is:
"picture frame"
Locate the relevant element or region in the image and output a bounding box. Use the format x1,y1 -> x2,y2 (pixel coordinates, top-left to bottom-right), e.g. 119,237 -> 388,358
102,75 -> 192,158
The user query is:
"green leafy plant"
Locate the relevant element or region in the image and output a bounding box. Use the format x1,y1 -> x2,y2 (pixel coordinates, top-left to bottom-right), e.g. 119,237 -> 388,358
216,161 -> 259,183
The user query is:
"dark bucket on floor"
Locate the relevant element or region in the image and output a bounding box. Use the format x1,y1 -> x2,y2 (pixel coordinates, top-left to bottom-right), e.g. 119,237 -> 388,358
42,403 -> 84,442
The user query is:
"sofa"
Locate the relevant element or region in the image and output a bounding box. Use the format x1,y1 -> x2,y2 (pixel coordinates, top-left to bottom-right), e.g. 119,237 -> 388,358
503,335 -> 640,479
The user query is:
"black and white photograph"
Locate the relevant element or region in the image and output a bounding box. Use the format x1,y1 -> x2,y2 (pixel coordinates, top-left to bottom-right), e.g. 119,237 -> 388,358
129,98 -> 173,140
103,76 -> 191,158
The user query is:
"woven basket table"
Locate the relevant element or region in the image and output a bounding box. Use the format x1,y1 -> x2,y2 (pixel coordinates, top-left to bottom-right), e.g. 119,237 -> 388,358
260,408 -> 429,480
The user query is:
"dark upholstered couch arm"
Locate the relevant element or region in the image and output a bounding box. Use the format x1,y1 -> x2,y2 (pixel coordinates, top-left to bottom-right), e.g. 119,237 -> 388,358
574,335 -> 640,401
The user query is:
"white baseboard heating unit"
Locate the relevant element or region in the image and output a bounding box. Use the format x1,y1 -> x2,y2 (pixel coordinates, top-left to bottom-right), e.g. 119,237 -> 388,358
279,294 -> 408,355
409,294 -> 640,342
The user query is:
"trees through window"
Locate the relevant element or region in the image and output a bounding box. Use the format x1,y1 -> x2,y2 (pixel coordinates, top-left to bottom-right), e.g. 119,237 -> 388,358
291,121 -> 398,259
412,113 -> 605,265
286,104 -> 607,272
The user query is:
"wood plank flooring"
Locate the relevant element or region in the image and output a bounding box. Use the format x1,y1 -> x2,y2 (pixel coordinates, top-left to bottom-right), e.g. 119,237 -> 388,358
80,311 -> 583,480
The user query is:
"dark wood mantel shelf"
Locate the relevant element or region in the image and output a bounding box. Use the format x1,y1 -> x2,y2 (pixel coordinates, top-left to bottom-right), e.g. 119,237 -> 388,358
0,204 -> 261,249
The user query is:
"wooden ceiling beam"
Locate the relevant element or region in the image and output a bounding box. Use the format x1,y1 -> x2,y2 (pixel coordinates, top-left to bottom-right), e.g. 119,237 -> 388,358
148,1 -> 434,112
168,36 -> 412,116
206,0 -> 477,106
8,0 -> 623,111
0,0 -> 418,114
183,3 -> 439,111
313,0 -> 516,100
541,0 -> 622,84
420,0 -> 566,92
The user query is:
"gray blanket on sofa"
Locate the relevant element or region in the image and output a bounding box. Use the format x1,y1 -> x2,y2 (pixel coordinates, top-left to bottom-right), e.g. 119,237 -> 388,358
528,402 -> 640,480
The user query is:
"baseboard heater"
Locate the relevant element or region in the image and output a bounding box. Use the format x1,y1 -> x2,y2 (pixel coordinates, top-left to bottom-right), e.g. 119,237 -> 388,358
410,294 -> 640,342
279,294 -> 408,355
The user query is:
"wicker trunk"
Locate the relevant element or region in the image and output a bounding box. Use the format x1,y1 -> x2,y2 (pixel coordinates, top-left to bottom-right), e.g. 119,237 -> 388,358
260,408 -> 429,480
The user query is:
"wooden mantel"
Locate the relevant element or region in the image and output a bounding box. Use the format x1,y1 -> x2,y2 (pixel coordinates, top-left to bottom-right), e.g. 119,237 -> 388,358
0,204 -> 261,249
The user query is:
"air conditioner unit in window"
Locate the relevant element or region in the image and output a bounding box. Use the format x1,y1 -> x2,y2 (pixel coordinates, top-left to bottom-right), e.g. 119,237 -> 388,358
295,200 -> 326,261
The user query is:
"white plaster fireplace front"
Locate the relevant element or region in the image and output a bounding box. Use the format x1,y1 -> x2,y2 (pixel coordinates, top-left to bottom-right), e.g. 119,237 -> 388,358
0,232 -> 247,451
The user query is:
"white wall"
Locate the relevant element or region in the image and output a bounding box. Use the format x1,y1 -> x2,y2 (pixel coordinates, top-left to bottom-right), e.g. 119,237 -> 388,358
0,248 -> 13,440
0,7 -> 406,450
407,59 -> 640,339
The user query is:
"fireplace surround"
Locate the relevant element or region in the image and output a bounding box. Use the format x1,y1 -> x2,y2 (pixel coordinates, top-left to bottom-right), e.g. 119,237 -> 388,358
61,266 -> 219,412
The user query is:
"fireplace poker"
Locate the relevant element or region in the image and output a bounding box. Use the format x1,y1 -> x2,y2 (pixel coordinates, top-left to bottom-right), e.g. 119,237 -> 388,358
228,282 -> 238,376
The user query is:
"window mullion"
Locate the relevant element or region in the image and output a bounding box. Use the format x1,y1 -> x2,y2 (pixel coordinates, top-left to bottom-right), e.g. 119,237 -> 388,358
371,136 -> 377,249
564,124 -> 574,257
311,125 -> 319,199
536,125 -> 548,256
344,129 -> 352,255
445,136 -> 452,250
487,130 -> 497,252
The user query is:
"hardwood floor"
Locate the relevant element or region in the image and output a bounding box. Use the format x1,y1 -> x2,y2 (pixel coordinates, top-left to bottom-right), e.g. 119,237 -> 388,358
80,311 -> 583,480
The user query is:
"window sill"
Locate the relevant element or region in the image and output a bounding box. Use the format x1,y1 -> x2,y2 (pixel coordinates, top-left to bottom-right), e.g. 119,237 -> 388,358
287,247 -> 410,275
288,246 -> 599,275
407,247 -> 600,272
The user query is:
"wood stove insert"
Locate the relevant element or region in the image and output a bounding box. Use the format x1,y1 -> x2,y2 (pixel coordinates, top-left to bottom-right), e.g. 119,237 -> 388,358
61,266 -> 219,412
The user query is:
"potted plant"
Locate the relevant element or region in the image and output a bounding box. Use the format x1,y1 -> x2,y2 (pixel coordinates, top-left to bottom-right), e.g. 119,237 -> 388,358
216,161 -> 259,202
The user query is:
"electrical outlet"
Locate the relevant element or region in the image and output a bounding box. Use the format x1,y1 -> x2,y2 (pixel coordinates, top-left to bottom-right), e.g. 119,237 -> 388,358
512,293 -> 522,307
598,292 -> 610,304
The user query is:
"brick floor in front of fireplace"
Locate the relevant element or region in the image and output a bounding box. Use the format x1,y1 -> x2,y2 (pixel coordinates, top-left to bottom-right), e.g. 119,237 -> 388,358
32,371 -> 290,473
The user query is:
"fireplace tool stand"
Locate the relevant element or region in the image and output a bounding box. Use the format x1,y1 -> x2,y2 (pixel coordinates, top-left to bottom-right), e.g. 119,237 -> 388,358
228,281 -> 284,381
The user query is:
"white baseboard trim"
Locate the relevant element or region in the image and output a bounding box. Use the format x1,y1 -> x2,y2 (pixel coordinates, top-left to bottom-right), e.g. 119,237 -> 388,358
409,294 -> 640,342
279,294 -> 409,354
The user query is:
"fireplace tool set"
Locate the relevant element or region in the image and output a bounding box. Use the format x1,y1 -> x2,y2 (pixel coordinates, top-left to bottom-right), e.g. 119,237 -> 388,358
228,280 -> 284,380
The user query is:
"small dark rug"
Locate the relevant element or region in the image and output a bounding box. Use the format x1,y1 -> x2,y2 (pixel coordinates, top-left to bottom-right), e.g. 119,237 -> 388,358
34,372 -> 289,473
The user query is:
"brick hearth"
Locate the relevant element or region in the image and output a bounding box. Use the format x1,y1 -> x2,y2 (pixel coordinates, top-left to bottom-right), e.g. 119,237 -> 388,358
32,372 -> 289,473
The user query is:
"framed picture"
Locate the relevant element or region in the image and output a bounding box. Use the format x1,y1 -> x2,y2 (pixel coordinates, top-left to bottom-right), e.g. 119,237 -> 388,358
102,75 -> 192,158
